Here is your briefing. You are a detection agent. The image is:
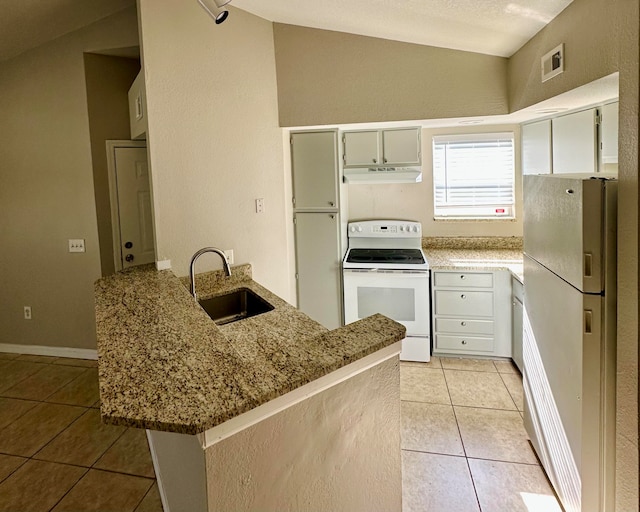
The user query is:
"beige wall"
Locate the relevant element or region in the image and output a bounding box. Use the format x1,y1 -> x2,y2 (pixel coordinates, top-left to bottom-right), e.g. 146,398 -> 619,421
348,125 -> 523,237
0,7 -> 139,350
84,53 -> 141,277
137,2 -> 291,299
508,0 -> 618,112
273,24 -> 509,127
615,0 -> 639,509
205,357 -> 401,511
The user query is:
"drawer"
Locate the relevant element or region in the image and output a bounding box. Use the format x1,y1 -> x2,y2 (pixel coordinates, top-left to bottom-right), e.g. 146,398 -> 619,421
436,334 -> 494,353
435,318 -> 494,336
434,272 -> 493,288
434,290 -> 494,317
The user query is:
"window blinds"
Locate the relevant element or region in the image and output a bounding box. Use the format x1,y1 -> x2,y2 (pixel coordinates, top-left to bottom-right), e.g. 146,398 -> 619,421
433,133 -> 515,218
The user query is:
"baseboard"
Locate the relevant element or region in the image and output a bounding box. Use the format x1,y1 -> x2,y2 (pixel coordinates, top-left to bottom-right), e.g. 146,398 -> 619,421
0,343 -> 98,360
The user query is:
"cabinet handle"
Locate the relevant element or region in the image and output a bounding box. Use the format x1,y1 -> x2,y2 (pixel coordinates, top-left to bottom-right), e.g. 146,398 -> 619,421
460,275 -> 465,279
461,294 -> 466,299
384,158 -> 388,163
373,158 -> 377,163
461,321 -> 466,326
461,340 -> 467,345
329,214 -> 335,219
329,201 -> 335,207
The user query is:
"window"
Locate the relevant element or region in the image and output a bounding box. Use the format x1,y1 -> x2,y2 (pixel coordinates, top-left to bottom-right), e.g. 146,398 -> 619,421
432,133 -> 515,219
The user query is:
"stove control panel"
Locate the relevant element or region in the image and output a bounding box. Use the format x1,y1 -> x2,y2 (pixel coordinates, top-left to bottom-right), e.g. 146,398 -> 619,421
348,220 -> 422,238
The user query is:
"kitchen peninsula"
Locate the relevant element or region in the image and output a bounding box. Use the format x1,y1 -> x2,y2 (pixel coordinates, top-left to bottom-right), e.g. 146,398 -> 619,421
95,263 -> 405,512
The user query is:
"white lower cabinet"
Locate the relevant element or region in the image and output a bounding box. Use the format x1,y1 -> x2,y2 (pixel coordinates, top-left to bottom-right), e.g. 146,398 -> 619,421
432,270 -> 512,357
511,276 -> 524,372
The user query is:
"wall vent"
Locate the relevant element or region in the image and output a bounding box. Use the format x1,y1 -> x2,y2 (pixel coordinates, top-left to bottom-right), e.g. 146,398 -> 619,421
541,43 -> 564,82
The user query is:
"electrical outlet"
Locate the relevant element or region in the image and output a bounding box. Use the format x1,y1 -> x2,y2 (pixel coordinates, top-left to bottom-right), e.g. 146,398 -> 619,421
24,306 -> 32,320
68,239 -> 85,253
223,249 -> 234,265
255,198 -> 265,214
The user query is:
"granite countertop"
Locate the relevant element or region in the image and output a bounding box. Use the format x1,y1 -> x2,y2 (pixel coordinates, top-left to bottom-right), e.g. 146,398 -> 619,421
422,237 -> 524,282
94,264 -> 405,435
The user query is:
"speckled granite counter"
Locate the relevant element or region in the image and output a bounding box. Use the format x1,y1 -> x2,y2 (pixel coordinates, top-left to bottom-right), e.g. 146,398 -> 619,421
422,237 -> 524,282
94,264 -> 405,435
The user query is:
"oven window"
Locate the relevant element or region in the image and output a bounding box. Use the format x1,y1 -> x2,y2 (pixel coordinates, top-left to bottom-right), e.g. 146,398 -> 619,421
357,287 -> 415,321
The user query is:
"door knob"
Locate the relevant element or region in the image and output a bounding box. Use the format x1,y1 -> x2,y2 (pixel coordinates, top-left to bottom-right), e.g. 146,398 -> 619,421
125,241 -> 133,249
125,254 -> 134,262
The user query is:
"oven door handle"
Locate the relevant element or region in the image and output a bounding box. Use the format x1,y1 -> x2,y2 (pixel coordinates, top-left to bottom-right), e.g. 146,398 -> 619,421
343,269 -> 429,276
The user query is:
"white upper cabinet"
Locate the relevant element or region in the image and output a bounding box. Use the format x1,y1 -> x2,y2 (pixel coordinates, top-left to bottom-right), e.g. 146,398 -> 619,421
343,127 -> 421,167
522,119 -> 552,175
290,130 -> 339,210
128,71 -> 147,140
600,102 -> 619,165
552,108 -> 598,174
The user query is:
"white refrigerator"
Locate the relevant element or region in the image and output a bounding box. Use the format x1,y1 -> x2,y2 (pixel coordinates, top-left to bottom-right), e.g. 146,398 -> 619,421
523,174 -> 617,512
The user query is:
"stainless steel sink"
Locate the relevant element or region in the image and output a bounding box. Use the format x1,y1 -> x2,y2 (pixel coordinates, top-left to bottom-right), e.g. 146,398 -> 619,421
198,288 -> 274,325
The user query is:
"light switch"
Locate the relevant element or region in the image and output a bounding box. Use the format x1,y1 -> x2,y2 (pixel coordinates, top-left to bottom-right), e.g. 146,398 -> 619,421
68,239 -> 85,253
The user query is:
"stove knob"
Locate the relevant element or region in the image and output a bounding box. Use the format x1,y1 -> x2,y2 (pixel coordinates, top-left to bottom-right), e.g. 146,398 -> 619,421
399,226 -> 404,232
357,226 -> 363,232
412,226 -> 419,233
350,226 -> 356,233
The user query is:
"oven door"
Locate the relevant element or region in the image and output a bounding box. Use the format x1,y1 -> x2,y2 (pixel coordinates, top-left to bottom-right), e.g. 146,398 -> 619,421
343,269 -> 430,336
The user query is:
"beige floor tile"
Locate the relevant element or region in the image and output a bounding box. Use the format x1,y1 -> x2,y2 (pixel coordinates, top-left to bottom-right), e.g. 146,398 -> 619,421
402,451 -> 480,512
0,397 -> 39,430
94,428 -> 155,478
401,402 -> 464,456
400,355 -> 442,369
134,483 -> 163,512
0,454 -> 26,483
445,370 -> 516,410
53,358 -> 98,368
34,408 -> 126,467
15,354 -> 59,364
400,366 -> 450,404
51,469 -> 152,512
2,364 -> 85,401
441,357 -> 498,372
469,458 -> 562,512
0,402 -> 85,457
501,373 -> 524,411
46,368 -> 100,407
0,460 -> 86,512
0,353 -> 21,361
493,359 -> 519,374
455,407 -> 538,464
0,361 -> 46,394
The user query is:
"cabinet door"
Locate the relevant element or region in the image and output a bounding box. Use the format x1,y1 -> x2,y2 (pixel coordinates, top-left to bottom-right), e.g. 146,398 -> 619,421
600,102 -> 618,165
343,131 -> 380,167
382,128 -> 421,165
522,119 -> 552,175
512,295 -> 523,372
128,71 -> 147,140
291,131 -> 338,210
294,213 -> 342,329
552,109 -> 598,174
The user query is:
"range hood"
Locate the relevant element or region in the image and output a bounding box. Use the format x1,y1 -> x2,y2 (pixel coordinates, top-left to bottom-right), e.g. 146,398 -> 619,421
343,166 -> 422,184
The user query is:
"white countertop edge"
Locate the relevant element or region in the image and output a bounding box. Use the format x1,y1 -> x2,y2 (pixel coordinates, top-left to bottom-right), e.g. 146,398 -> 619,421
197,341 -> 401,449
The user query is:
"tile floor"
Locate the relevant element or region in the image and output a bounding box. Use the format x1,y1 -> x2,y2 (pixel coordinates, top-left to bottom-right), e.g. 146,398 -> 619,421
401,356 -> 563,512
0,351 -> 562,512
0,353 -> 162,512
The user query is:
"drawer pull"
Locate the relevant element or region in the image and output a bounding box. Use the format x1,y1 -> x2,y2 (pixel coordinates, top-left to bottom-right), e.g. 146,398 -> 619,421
461,294 -> 466,299
460,275 -> 465,279
461,340 -> 467,345
461,321 -> 466,326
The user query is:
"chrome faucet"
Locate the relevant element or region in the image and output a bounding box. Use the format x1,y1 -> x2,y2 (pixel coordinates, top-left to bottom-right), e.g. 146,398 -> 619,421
189,247 -> 232,300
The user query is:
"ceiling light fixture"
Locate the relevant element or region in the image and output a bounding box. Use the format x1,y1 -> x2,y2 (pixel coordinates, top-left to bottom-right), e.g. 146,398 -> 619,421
198,0 -> 232,25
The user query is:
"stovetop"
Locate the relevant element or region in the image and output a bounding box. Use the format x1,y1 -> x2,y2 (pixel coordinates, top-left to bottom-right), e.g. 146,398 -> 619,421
345,248 -> 426,265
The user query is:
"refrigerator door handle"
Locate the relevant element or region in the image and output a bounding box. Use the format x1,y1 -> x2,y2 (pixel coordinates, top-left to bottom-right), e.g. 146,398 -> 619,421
584,309 -> 593,334
584,253 -> 593,277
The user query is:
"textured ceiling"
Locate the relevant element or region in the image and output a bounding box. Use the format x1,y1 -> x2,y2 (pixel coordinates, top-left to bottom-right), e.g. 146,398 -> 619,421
0,0 -> 135,62
233,0 -> 574,57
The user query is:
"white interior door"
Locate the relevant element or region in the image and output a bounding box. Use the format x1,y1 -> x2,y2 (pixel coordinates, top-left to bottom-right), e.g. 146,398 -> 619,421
114,146 -> 155,269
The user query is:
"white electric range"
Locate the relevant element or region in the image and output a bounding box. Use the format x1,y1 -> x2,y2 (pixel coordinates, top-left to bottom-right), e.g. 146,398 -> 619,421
342,220 -> 431,362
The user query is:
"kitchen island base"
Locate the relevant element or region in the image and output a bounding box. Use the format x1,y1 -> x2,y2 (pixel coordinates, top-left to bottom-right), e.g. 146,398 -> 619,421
148,355 -> 401,512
